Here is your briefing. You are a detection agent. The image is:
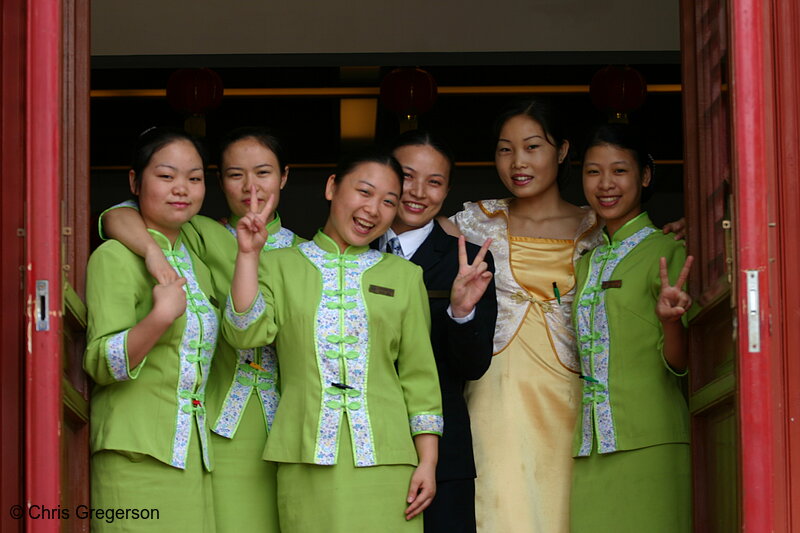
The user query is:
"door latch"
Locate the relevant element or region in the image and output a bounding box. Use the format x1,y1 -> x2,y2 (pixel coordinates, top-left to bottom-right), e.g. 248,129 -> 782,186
745,271 -> 759,352
35,280 -> 49,331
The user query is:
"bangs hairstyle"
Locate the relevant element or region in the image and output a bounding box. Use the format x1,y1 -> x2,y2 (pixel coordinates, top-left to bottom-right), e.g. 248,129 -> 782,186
333,147 -> 404,188
131,127 -> 208,187
581,122 -> 656,202
492,98 -> 571,191
388,129 -> 456,186
218,126 -> 288,172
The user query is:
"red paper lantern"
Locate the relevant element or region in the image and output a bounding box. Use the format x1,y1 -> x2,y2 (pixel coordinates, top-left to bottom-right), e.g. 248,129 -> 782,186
380,68 -> 437,129
166,68 -> 224,116
590,66 -> 647,122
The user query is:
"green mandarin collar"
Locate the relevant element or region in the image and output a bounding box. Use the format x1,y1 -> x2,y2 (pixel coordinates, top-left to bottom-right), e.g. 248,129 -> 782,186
147,228 -> 183,251
228,212 -> 283,234
313,230 -> 370,256
604,211 -> 653,244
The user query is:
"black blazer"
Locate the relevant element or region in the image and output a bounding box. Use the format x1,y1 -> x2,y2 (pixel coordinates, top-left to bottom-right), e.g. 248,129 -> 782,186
377,222 -> 497,481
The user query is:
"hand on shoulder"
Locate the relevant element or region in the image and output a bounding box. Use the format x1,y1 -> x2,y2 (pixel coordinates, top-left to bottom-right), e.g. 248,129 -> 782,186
436,216 -> 461,237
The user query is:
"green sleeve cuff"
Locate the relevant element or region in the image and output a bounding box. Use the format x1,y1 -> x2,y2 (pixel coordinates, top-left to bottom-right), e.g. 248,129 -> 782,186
104,329 -> 145,381
409,413 -> 444,436
224,292 -> 267,331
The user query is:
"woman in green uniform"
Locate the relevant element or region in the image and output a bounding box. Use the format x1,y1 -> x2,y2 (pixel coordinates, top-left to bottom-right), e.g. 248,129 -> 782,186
571,123 -> 693,533
224,148 -> 444,533
84,127 -> 217,532
100,127 -> 302,533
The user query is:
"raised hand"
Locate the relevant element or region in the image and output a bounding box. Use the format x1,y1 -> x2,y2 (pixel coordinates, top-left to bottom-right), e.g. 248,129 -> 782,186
151,277 -> 187,324
450,236 -> 493,318
656,255 -> 694,322
236,185 -> 275,254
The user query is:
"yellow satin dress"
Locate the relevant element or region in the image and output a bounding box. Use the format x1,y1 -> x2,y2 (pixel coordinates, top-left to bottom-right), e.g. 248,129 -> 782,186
466,236 -> 581,533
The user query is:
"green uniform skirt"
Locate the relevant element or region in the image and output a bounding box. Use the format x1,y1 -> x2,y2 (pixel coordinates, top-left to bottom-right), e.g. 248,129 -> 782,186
570,443 -> 691,533
210,398 -> 279,533
90,434 -> 214,532
276,419 -> 422,533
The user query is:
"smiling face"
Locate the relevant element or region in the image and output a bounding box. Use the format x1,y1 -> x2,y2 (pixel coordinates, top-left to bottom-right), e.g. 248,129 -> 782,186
221,136 -> 287,220
391,144 -> 450,234
130,139 -> 205,242
582,143 -> 651,236
323,162 -> 401,251
495,114 -> 568,199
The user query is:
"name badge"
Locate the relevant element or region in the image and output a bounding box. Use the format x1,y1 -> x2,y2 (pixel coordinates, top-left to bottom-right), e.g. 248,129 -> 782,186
369,285 -> 395,297
601,280 -> 623,289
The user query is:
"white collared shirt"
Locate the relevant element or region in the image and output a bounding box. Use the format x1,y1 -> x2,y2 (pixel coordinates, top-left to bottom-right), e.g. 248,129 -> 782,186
380,221 -> 475,324
380,222 -> 434,260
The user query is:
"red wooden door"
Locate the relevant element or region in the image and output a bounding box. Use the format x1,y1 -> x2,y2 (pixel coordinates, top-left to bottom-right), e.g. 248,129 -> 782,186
770,0 -> 800,526
684,0 -> 800,530
728,0 -> 800,529
8,0 -> 91,531
680,0 -> 739,530
60,0 -> 92,531
1,1 -> 28,531
25,1 -> 65,529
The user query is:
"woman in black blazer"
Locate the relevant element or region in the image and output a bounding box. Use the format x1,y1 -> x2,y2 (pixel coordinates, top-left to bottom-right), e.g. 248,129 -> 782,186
377,131 -> 498,533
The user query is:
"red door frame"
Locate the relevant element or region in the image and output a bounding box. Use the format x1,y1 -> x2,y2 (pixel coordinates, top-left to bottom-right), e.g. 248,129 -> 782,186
1,1 -> 27,531
772,0 -> 800,527
24,1 -> 63,531
730,0 -> 794,530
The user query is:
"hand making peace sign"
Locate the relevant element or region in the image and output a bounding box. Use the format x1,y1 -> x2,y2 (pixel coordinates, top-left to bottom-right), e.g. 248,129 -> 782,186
656,255 -> 695,322
450,236 -> 494,318
235,185 -> 276,254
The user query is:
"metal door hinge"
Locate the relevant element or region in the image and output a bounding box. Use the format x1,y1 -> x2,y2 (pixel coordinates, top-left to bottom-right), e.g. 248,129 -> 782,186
722,219 -> 733,285
745,271 -> 760,352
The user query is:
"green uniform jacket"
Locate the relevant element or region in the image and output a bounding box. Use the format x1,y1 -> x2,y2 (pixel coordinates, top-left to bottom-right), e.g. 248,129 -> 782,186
179,213 -> 303,439
84,230 -> 218,471
99,201 -> 304,440
223,230 -> 444,467
572,212 -> 690,456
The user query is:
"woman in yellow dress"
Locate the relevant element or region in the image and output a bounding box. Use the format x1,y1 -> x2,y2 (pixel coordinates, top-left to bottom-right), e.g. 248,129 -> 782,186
447,99 -> 603,533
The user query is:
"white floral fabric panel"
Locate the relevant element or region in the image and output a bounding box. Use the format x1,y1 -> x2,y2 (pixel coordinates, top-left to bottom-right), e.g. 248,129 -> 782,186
212,345 -> 279,438
215,222 -> 289,438
165,244 -> 218,470
409,413 -> 444,436
104,330 -> 133,381
575,227 -> 655,456
225,292 -> 267,331
299,241 -> 382,467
